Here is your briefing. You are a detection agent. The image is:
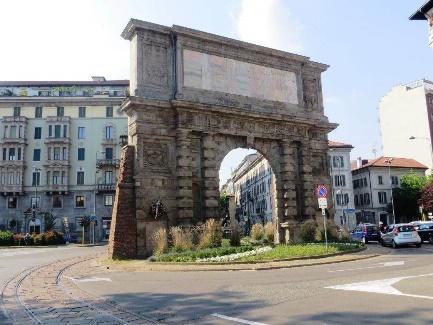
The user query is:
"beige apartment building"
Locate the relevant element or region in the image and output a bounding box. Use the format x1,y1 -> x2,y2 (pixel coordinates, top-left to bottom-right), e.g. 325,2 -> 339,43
0,77 -> 128,240
379,79 -> 433,173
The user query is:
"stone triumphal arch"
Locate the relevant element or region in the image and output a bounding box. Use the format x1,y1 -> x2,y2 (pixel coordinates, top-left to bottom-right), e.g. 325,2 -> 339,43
109,19 -> 336,258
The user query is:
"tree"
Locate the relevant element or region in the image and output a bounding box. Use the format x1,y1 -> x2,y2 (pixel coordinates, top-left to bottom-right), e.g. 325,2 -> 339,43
421,179 -> 433,214
44,212 -> 56,231
8,219 -> 16,231
393,173 -> 431,223
218,194 -> 229,218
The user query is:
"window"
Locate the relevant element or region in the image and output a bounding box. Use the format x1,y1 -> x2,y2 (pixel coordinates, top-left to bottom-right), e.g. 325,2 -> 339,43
104,194 -> 114,206
33,149 -> 41,161
63,125 -> 67,138
75,195 -> 85,208
52,196 -> 63,208
77,171 -> 85,185
78,106 -> 86,118
332,156 -> 344,168
78,127 -> 85,139
53,147 -> 61,160
354,195 -> 359,206
336,193 -> 349,206
35,107 -> 42,118
47,171 -> 50,185
32,172 -> 40,186
378,175 -> 383,185
17,148 -> 21,160
364,193 -> 370,205
78,148 -> 85,161
18,126 -> 23,138
48,125 -> 52,137
52,171 -> 60,184
363,178 -> 367,187
34,127 -> 42,139
10,126 -> 16,138
105,148 -> 113,159
2,148 -> 6,160
105,126 -> 113,139
30,197 -> 40,209
56,106 -> 64,117
378,192 -> 387,204
54,125 -> 61,138
106,106 -> 113,117
13,107 -> 21,117
391,176 -> 399,186
105,171 -> 113,184
8,148 -> 15,160
360,194 -> 364,205
62,147 -> 67,160
7,197 -> 17,209
334,175 -> 346,187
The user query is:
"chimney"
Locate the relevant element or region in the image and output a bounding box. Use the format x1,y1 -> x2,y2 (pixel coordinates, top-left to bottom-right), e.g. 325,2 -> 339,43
357,157 -> 362,168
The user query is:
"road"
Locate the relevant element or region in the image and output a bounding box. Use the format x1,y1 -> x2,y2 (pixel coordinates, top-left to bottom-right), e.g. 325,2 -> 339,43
2,243 -> 433,324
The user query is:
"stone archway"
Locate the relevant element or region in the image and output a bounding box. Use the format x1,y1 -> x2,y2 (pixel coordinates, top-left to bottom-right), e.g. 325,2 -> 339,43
109,19 -> 336,258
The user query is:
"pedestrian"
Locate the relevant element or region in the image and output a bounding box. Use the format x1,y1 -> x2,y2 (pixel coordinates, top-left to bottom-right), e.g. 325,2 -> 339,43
24,233 -> 31,246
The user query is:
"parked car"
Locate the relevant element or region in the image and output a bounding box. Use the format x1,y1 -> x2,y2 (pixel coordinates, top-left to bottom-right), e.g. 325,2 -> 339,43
349,223 -> 381,243
381,224 -> 421,248
410,221 -> 433,243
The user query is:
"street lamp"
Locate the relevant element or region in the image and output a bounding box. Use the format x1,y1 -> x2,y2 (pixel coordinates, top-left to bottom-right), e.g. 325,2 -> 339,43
409,136 -> 433,173
384,158 -> 396,225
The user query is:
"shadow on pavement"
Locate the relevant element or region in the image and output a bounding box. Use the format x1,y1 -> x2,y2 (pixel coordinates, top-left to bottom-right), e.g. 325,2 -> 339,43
105,290 -> 268,324
291,308 -> 433,325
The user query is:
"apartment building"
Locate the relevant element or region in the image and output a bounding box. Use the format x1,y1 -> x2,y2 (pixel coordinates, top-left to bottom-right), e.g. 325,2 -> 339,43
0,77 -> 128,240
352,156 -> 427,225
379,79 -> 433,173
328,141 -> 356,229
410,0 -> 433,49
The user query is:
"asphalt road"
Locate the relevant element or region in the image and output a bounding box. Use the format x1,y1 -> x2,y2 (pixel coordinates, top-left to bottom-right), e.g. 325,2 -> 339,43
2,244 -> 433,324
77,243 -> 433,325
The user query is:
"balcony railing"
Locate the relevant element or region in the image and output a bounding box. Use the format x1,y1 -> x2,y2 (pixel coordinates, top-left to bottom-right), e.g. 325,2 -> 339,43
45,184 -> 69,193
97,183 -> 116,191
96,159 -> 120,168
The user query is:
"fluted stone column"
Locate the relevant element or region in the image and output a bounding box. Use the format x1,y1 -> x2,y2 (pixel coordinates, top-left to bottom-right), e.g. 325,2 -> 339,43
202,134 -> 219,218
176,129 -> 193,221
299,142 -> 316,217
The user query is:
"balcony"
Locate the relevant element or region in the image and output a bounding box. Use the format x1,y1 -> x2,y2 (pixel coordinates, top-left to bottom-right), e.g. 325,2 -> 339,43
44,137 -> 71,145
3,137 -> 26,145
96,159 -> 120,168
2,116 -> 27,123
96,183 -> 116,192
45,184 -> 69,194
44,159 -> 70,168
0,185 -> 24,194
46,116 -> 71,123
0,160 -> 25,168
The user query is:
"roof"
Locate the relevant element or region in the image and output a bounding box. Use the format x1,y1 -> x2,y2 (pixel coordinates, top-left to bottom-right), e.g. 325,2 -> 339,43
353,156 -> 428,171
328,140 -> 353,149
0,80 -> 129,87
409,0 -> 433,20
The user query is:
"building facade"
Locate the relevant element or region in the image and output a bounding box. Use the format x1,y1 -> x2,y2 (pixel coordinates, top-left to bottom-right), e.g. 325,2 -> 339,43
379,79 -> 433,173
328,141 -> 356,229
231,153 -> 275,230
0,77 -> 128,241
352,156 -> 427,226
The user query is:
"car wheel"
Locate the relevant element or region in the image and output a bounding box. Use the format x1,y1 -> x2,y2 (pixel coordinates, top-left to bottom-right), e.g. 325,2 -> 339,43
416,243 -> 422,248
429,236 -> 433,244
392,240 -> 398,249
381,239 -> 386,247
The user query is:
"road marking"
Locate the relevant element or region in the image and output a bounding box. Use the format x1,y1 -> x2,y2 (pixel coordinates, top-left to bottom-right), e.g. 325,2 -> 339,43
326,272 -> 433,300
65,276 -> 112,283
211,313 -> 268,325
328,261 -> 405,272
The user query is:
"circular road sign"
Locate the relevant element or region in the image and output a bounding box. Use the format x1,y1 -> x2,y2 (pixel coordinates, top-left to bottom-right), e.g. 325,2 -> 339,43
316,185 -> 328,198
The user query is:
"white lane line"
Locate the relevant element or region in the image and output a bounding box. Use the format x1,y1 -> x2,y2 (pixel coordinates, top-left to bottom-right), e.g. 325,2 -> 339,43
211,313 -> 268,325
328,261 -> 404,272
65,276 -> 112,283
326,272 -> 433,300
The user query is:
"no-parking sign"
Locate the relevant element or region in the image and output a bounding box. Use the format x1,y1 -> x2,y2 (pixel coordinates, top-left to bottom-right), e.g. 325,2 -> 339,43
315,185 -> 328,198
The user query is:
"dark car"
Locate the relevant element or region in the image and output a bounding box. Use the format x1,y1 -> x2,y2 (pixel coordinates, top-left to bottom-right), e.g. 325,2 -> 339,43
349,223 -> 381,243
411,221 -> 433,243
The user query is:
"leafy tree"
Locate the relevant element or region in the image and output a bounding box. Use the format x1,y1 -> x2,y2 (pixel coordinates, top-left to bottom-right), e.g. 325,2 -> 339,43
218,194 -> 229,218
8,219 -> 17,231
79,216 -> 91,229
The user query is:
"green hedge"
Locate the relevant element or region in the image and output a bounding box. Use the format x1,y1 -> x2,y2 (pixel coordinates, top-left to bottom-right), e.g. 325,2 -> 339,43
0,231 -> 13,246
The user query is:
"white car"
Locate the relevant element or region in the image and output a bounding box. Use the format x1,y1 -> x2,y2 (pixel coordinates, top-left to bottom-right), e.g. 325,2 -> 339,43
381,224 -> 421,248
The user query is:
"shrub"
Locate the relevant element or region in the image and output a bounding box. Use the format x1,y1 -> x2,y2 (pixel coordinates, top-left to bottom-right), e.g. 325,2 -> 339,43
0,231 -> 13,246
44,230 -> 64,245
230,220 -> 242,247
152,228 -> 168,255
264,222 -> 274,243
251,223 -> 264,241
198,219 -> 222,249
13,233 -> 24,246
300,219 -> 317,243
33,233 -> 45,245
169,226 -> 193,252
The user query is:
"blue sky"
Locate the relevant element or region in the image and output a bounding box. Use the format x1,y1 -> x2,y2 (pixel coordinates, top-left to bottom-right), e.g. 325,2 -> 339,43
1,0 -> 432,186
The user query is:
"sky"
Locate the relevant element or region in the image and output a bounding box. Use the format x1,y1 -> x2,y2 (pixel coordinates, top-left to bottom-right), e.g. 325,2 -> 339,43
1,0 -> 433,186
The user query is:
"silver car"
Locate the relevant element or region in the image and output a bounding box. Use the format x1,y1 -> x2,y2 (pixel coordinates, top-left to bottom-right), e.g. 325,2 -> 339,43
381,224 -> 421,248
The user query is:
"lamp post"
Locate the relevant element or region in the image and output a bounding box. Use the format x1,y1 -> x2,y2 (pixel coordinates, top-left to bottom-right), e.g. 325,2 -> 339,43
409,136 -> 433,173
93,151 -> 104,244
384,158 -> 396,225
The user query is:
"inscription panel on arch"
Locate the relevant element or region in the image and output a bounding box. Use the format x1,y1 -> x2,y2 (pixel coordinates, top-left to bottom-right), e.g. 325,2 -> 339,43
183,49 -> 299,105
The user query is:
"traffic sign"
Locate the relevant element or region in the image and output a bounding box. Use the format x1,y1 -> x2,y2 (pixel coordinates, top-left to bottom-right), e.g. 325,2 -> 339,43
315,185 -> 328,198
318,197 -> 327,209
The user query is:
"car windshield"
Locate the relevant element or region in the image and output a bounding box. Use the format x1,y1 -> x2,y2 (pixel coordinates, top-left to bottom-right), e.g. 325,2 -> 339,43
367,225 -> 379,232
398,225 -> 414,232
